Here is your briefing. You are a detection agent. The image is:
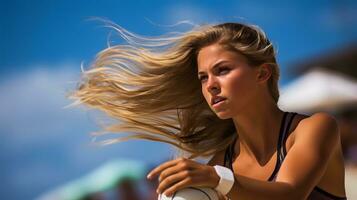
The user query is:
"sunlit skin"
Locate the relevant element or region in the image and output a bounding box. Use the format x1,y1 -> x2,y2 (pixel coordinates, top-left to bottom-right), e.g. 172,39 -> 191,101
197,44 -> 262,120
147,43 -> 346,200
197,44 -> 285,166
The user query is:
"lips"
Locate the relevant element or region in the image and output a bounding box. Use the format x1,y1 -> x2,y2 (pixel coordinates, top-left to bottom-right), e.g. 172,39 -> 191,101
211,96 -> 227,106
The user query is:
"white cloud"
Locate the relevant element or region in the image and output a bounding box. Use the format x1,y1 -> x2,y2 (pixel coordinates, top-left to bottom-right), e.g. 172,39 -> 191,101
0,64 -> 84,146
163,3 -> 218,26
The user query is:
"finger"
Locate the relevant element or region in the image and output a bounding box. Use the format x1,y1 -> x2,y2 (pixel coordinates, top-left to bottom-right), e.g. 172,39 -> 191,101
157,170 -> 191,193
147,160 -> 177,179
162,177 -> 193,197
147,158 -> 185,179
159,160 -> 191,182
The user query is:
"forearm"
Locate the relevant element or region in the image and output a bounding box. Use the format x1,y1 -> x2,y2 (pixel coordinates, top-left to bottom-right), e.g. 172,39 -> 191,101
225,175 -> 303,200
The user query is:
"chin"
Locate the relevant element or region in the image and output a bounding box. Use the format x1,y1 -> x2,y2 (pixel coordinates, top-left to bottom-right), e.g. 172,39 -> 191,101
215,111 -> 233,120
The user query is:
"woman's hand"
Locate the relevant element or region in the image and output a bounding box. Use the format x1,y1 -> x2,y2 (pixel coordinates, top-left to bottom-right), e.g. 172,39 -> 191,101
146,157 -> 220,196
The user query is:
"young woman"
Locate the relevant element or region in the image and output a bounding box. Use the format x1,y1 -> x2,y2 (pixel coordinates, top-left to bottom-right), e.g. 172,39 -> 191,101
71,22 -> 346,200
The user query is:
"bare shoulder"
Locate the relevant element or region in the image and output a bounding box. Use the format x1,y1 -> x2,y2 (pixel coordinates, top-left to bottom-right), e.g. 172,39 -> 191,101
294,112 -> 339,146
298,112 -> 338,130
277,112 -> 345,197
292,113 -> 345,195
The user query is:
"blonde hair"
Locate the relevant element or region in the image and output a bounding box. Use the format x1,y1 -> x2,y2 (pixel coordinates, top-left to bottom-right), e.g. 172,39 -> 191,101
69,22 -> 279,159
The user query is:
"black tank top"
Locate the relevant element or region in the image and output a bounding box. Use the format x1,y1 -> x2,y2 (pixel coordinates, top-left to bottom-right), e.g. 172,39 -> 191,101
223,112 -> 347,200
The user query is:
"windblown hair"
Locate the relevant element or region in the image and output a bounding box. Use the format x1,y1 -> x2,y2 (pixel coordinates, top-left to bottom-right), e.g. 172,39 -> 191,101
69,21 -> 279,159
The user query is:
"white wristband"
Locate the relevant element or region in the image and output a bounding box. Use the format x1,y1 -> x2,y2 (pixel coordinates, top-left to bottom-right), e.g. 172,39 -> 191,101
213,165 -> 235,195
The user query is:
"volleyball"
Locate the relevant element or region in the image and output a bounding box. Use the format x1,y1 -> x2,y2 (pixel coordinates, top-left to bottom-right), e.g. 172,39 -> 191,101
158,187 -> 219,200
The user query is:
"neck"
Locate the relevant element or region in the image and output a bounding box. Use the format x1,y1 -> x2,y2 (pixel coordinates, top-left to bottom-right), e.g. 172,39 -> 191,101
232,103 -> 284,165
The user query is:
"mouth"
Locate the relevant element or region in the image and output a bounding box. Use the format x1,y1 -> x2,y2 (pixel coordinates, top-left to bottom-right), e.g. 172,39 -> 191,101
211,96 -> 227,106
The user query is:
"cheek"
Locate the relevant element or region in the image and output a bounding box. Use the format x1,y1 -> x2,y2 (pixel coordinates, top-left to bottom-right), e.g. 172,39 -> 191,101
225,72 -> 256,97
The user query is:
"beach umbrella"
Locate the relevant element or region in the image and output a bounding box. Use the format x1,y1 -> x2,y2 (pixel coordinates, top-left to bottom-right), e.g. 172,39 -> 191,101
37,159 -> 148,200
278,69 -> 357,112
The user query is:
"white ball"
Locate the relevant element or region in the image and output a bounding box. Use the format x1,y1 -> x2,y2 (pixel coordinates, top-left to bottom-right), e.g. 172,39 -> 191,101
158,187 -> 219,200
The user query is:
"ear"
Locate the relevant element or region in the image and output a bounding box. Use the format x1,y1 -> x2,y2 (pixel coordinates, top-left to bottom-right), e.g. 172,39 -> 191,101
256,64 -> 272,83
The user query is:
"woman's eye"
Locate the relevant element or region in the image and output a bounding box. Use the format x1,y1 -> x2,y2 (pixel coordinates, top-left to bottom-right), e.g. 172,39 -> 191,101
199,76 -> 208,82
218,67 -> 230,75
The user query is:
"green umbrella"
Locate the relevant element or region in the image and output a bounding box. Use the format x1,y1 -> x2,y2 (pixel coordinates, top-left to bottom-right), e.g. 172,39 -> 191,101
37,159 -> 148,200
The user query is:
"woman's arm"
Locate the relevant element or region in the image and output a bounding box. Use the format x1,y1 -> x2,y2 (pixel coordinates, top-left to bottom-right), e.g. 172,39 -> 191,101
220,113 -> 340,200
148,113 -> 340,200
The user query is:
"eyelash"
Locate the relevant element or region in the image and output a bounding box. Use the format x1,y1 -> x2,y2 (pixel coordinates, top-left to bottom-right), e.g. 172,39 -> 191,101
198,67 -> 230,82
219,67 -> 230,75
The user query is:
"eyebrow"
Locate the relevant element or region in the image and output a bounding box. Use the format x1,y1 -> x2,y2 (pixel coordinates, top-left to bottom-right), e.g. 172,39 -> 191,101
197,60 -> 230,76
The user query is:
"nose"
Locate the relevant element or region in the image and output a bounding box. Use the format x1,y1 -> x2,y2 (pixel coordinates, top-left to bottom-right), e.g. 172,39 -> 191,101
206,76 -> 220,95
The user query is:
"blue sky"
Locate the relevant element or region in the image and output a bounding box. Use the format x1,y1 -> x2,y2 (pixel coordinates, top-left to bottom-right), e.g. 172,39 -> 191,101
1,0 -> 357,199
2,0 -> 357,76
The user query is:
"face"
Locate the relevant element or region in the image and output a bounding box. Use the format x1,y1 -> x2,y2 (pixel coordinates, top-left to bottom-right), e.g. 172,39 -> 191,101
197,43 -> 260,119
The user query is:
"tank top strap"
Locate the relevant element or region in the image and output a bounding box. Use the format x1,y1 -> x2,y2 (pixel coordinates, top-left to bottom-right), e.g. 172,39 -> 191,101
224,112 -> 297,177
224,136 -> 237,170
267,111 -> 289,181
278,112 -> 297,162
223,143 -> 230,169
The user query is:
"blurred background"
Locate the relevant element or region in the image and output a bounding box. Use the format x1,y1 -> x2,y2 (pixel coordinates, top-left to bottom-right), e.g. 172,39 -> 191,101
1,0 -> 357,199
